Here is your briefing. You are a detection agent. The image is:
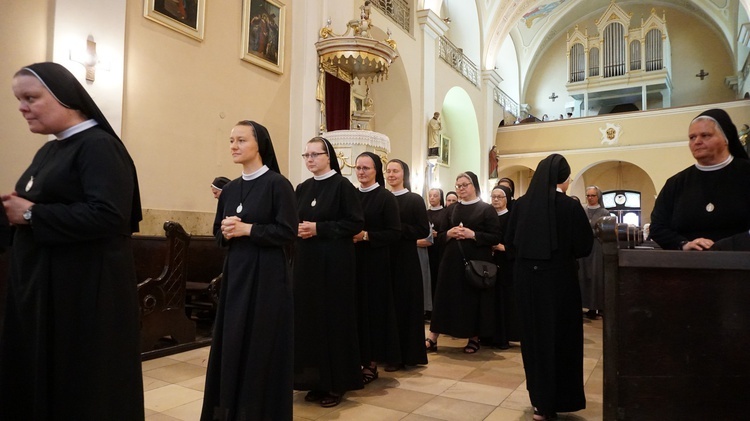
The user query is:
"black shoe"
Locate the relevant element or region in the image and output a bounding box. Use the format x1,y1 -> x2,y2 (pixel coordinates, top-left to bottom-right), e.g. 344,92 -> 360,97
585,309 -> 598,320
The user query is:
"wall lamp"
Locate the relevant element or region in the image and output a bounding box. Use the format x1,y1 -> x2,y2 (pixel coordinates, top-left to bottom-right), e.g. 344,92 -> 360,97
69,35 -> 100,82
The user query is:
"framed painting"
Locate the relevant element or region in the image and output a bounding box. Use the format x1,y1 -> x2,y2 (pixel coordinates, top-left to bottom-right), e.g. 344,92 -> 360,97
144,0 -> 205,41
439,134 -> 451,167
241,0 -> 286,74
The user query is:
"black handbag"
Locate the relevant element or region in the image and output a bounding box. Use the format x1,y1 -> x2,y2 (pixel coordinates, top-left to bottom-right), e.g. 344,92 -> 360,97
457,240 -> 497,289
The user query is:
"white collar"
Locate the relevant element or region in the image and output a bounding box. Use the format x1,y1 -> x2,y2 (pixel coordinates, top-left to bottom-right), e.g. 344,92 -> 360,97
461,197 -> 481,205
587,204 -> 601,209
56,119 -> 98,140
496,208 -> 509,216
695,155 -> 733,172
392,188 -> 409,196
314,169 -> 337,180
242,165 -> 269,180
556,187 -> 563,193
429,205 -> 444,210
359,182 -> 380,192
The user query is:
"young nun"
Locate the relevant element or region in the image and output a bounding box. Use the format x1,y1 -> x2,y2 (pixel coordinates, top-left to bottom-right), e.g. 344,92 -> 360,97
385,159 -> 431,370
201,121 -> 298,420
293,137 -> 364,408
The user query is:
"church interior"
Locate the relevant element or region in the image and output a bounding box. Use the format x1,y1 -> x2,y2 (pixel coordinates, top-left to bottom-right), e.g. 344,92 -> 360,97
1,0 -> 749,419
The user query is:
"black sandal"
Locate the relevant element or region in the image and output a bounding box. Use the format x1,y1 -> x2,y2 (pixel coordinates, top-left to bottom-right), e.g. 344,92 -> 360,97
425,338 -> 438,352
463,338 -> 480,354
320,392 -> 343,408
362,365 -> 379,385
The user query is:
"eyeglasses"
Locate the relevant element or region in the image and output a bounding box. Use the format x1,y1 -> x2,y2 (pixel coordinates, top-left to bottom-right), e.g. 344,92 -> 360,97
301,152 -> 327,159
585,194 -> 597,197
455,182 -> 472,189
355,166 -> 372,172
491,195 -> 506,200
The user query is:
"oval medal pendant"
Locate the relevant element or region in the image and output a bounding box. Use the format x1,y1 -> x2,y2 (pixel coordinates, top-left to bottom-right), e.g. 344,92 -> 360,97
25,176 -> 34,192
706,203 -> 715,212
236,203 -> 243,213
311,198 -> 317,207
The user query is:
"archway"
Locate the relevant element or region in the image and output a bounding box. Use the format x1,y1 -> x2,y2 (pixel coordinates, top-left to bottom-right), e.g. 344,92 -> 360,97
572,160 -> 657,225
433,87 -> 481,193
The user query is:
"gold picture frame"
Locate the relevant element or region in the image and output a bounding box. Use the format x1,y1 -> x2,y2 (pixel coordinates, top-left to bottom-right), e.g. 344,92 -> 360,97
144,0 -> 206,41
241,0 -> 285,74
439,134 -> 451,167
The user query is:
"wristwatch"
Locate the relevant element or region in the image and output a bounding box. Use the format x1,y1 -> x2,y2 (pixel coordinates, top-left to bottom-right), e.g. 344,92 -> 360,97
23,206 -> 33,223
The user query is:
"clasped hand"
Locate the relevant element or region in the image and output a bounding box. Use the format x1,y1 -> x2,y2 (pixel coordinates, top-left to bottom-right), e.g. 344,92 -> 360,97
298,221 -> 317,239
1,191 -> 34,225
448,223 -> 475,240
222,216 -> 251,239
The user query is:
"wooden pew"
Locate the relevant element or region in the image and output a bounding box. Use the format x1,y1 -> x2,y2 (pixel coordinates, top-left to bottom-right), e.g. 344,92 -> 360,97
599,218 -> 750,420
137,221 -> 197,353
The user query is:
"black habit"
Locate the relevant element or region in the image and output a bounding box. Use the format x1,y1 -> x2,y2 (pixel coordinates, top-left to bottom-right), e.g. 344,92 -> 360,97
391,192 -> 431,365
430,201 -> 501,338
201,169 -> 298,421
505,154 -> 593,415
426,207 -> 449,300
650,158 -> 750,250
0,126 -> 144,420
293,173 -> 365,393
486,209 -> 521,345
355,186 -> 402,365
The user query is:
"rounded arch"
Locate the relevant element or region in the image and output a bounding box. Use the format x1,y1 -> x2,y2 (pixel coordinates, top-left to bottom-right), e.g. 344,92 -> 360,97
435,86 -> 480,192
571,160 -> 657,225
496,164 -> 534,199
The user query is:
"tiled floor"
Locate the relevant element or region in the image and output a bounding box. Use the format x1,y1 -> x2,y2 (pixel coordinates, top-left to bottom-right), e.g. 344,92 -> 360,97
143,319 -> 603,420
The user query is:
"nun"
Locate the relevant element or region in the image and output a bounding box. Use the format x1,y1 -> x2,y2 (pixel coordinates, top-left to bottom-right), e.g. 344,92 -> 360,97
352,152 -> 402,385
210,176 -> 231,199
650,108 -> 750,250
385,159 -> 431,370
505,154 -> 593,421
1,62 -> 144,419
201,121 -> 298,420
426,171 -> 500,354
293,137 -> 364,408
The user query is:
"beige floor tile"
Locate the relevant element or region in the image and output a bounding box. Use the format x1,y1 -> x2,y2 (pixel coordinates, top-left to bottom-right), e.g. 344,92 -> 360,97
499,388 -> 532,412
440,380 -> 514,406
483,406 -> 528,421
319,402 -> 408,420
145,413 -> 182,421
161,398 -> 204,421
167,347 -> 210,362
140,318 -> 605,421
350,386 -> 437,413
142,357 -> 181,371
412,395 -> 495,421
144,375 -> 170,392
144,384 -> 204,412
401,414 -> 445,421
176,374 -> 206,392
414,360 -> 477,380
461,367 -> 527,390
391,375 -> 457,395
145,362 -> 208,384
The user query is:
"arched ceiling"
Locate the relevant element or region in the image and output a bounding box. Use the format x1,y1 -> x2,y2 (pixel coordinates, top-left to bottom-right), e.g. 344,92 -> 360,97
479,0 -> 747,71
